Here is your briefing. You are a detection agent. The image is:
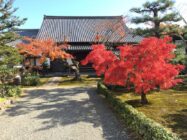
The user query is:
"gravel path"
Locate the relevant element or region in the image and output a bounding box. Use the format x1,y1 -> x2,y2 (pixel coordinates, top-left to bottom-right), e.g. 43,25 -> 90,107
0,86 -> 133,140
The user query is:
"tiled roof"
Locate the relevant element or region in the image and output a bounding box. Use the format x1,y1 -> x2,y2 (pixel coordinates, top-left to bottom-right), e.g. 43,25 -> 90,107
37,15 -> 142,43
16,29 -> 39,38
7,29 -> 39,47
65,45 -> 114,51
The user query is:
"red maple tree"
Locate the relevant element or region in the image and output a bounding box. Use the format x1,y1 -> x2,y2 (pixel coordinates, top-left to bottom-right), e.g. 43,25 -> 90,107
81,44 -> 117,76
82,36 -> 184,104
17,37 -> 72,69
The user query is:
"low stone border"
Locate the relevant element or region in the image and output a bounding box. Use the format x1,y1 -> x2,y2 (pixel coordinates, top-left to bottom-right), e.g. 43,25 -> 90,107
97,82 -> 181,140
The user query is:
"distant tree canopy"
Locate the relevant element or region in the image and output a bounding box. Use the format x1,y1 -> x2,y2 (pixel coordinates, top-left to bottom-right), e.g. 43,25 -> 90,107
130,0 -> 181,38
0,0 -> 27,45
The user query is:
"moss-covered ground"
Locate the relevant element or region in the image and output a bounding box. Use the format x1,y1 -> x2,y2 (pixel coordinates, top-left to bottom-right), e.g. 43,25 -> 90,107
115,75 -> 187,139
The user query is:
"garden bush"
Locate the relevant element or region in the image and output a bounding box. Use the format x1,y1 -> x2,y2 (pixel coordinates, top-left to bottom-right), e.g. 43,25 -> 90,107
22,73 -> 40,86
0,85 -> 21,97
97,82 -> 181,140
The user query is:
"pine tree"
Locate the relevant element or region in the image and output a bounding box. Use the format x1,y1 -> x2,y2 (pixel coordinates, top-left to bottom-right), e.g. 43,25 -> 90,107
130,0 -> 181,37
0,0 -> 26,45
0,0 -> 25,91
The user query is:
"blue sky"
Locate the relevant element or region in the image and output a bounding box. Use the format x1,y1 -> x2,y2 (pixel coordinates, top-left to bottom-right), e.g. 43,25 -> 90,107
14,0 -> 187,29
14,0 -> 147,28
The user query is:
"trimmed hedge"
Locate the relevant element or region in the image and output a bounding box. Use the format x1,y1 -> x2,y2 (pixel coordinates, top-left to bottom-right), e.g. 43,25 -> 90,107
97,82 -> 181,140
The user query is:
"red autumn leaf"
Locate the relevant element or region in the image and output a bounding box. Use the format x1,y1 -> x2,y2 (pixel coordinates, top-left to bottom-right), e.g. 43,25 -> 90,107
81,44 -> 117,76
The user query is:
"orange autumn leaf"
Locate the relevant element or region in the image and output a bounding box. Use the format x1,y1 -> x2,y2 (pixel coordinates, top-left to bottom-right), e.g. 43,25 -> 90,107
17,38 -> 73,68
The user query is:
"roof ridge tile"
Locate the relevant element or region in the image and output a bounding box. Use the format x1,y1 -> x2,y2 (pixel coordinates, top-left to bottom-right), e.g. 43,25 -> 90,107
44,15 -> 122,20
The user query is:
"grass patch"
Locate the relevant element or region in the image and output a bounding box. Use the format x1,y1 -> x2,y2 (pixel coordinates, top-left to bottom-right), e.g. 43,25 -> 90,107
115,75 -> 187,139
39,77 -> 50,85
0,97 -> 6,103
58,75 -> 100,86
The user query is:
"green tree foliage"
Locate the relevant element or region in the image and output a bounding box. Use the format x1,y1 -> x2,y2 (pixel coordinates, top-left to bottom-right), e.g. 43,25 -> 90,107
0,45 -> 22,84
162,24 -> 187,55
0,0 -> 26,45
130,0 -> 181,37
173,44 -> 187,63
0,1 -> 25,97
0,45 -> 21,97
0,45 -> 21,66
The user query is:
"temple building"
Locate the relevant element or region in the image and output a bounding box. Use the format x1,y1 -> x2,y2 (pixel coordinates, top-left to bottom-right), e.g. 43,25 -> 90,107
11,15 -> 143,72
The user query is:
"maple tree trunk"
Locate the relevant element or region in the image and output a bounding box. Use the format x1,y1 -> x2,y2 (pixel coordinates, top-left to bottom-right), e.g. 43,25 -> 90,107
141,93 -> 148,105
69,60 -> 81,81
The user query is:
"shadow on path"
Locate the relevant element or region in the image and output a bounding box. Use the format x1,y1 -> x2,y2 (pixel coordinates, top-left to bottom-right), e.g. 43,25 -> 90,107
0,86 -> 134,140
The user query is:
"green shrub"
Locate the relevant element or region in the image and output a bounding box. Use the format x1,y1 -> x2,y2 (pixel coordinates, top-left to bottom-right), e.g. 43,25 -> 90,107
22,73 -> 40,86
97,82 -> 181,140
0,85 -> 21,97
